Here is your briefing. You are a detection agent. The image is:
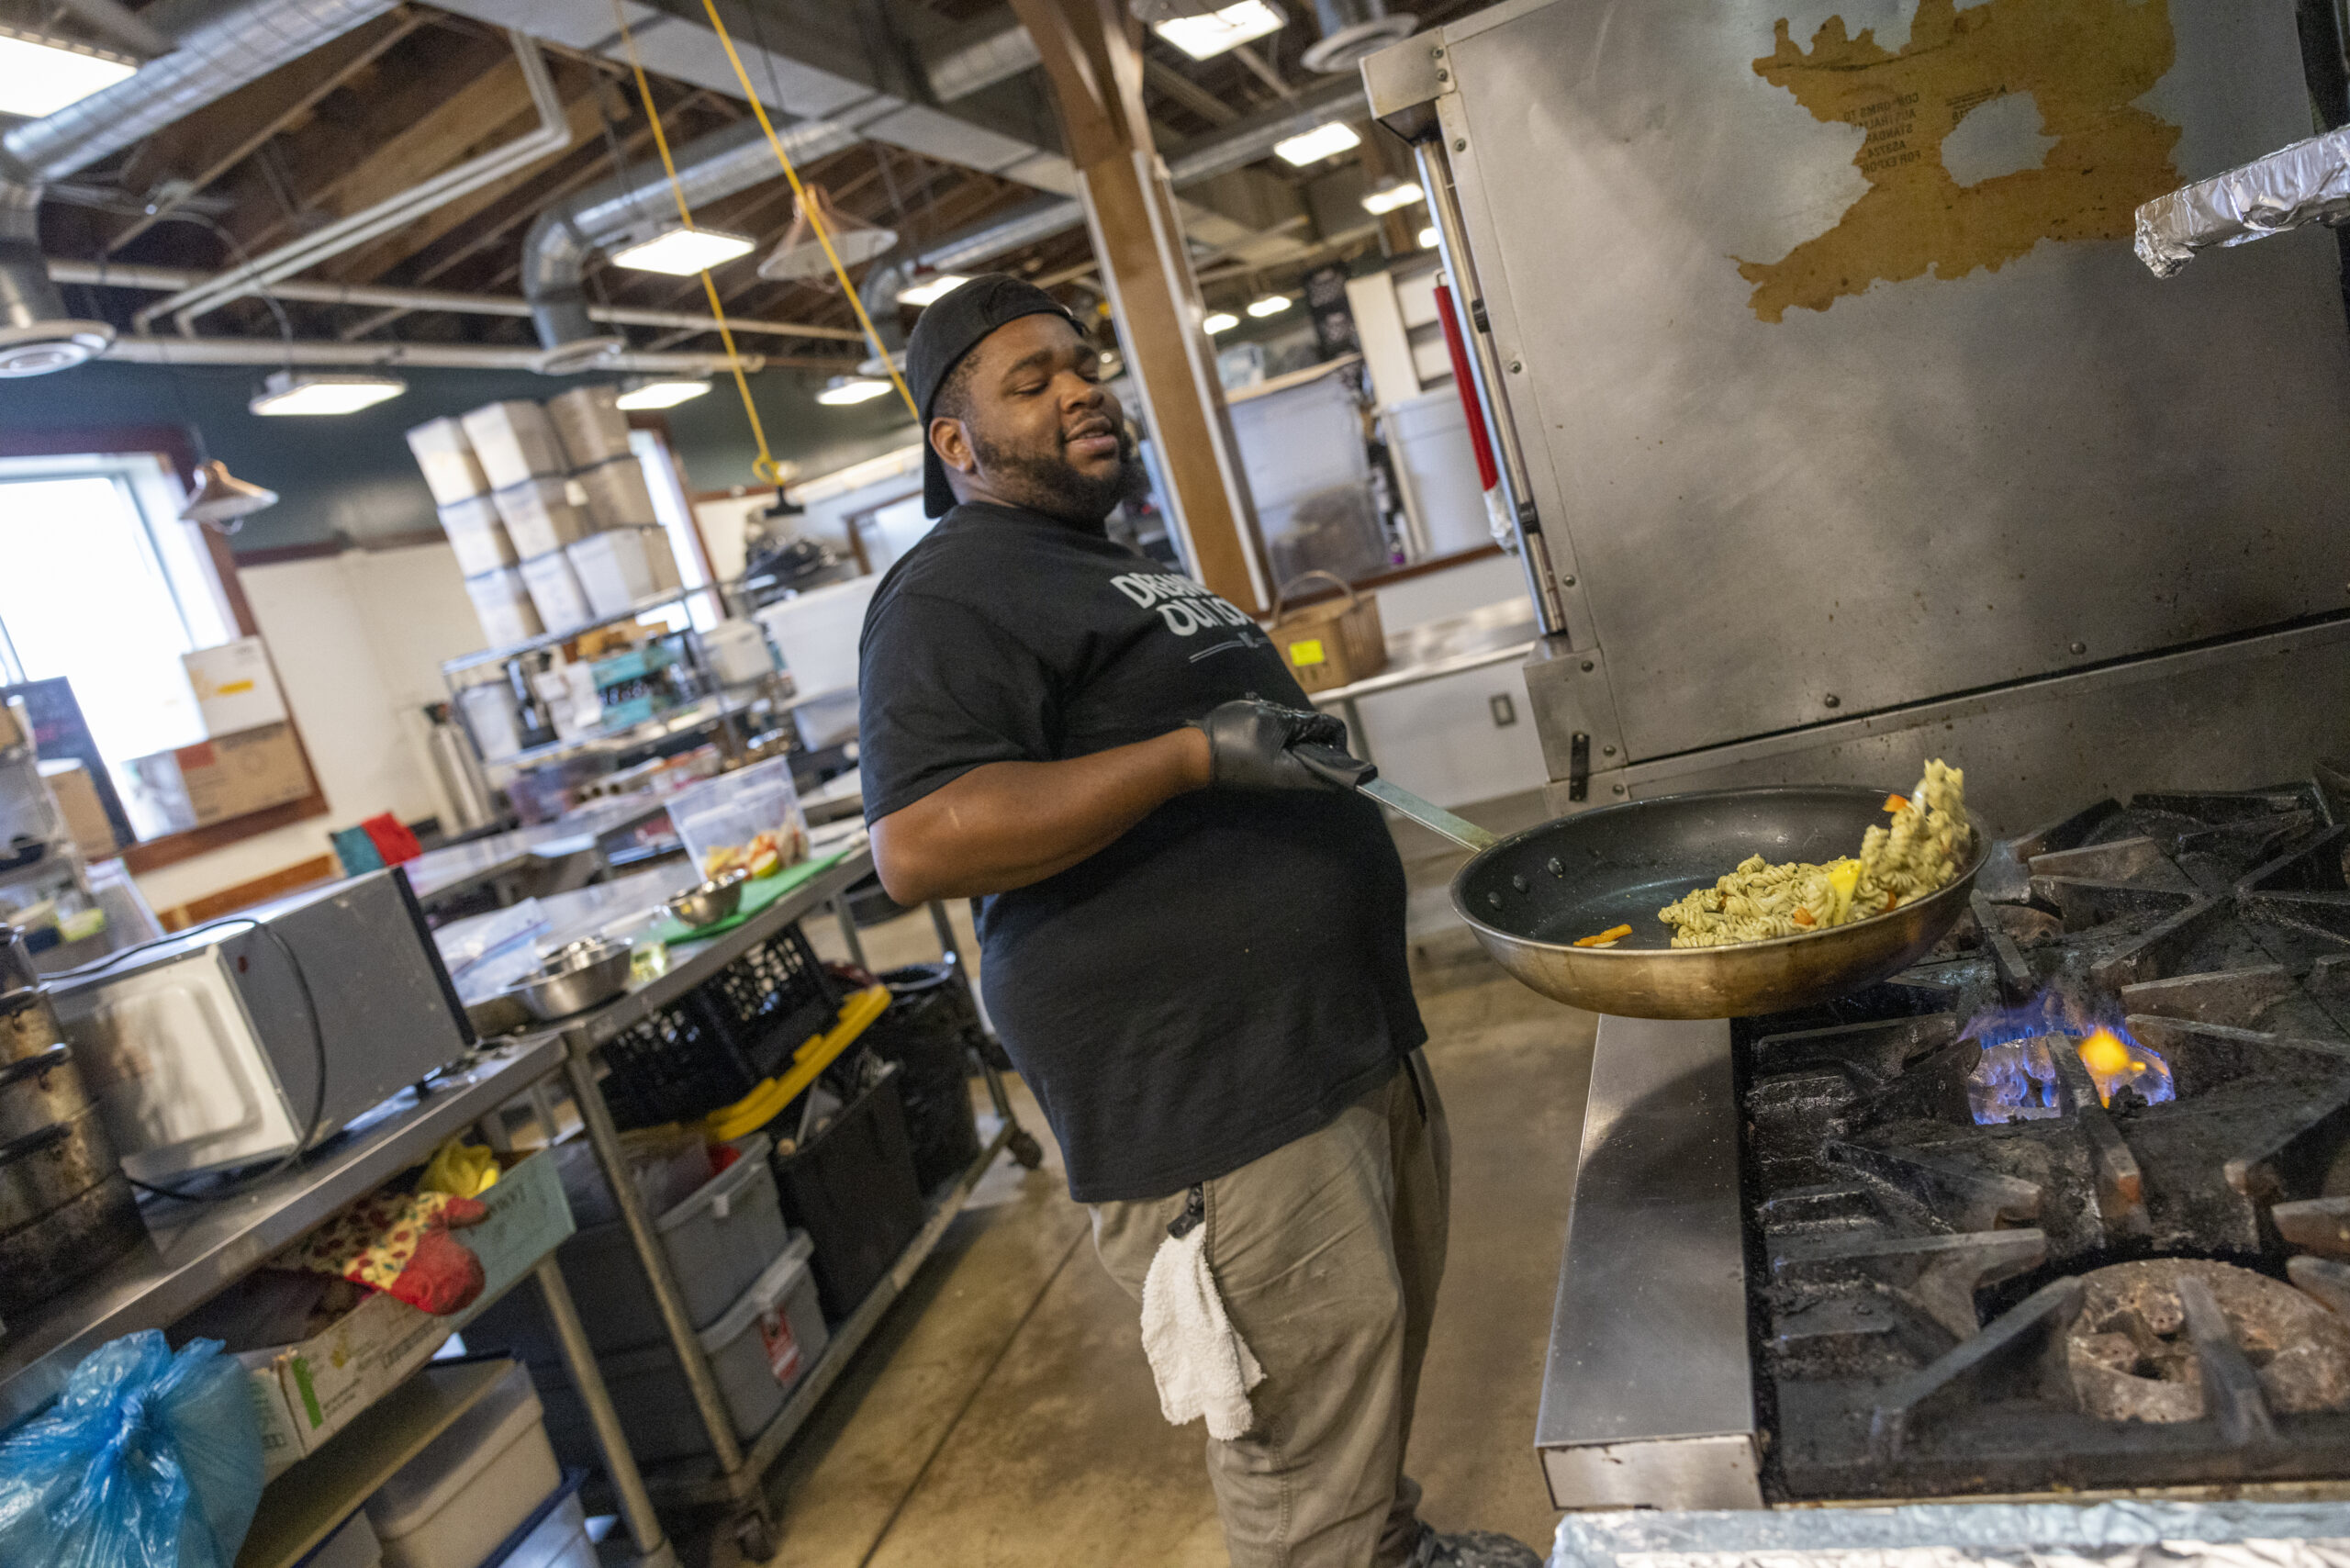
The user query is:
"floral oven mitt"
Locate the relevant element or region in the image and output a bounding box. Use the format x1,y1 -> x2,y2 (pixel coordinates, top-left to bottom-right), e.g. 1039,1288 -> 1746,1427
283,1189 -> 490,1316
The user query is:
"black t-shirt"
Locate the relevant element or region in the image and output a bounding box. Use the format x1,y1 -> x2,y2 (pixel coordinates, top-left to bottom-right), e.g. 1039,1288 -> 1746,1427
858,500 -> 1426,1203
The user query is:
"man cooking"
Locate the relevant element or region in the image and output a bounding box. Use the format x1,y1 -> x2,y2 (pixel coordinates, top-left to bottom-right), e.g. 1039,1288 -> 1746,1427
857,274 -> 1540,1568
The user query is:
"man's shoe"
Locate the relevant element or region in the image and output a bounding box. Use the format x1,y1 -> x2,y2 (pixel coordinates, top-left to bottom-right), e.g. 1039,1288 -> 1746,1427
1409,1523 -> 1546,1568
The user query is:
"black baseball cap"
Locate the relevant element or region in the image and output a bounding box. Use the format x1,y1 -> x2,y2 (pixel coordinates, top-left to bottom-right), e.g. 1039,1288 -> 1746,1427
905,273 -> 1079,517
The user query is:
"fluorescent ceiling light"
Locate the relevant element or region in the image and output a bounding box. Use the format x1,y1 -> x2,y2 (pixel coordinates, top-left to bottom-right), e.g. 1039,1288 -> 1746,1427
0,31 -> 135,118
614,379 -> 711,410
815,376 -> 892,406
1418,225 -> 1439,249
1203,310 -> 1240,334
249,370 -> 406,416
1151,1 -> 1283,61
895,273 -> 970,307
1272,120 -> 1360,167
1246,294 -> 1290,319
1361,181 -> 1427,216
610,227 -> 755,276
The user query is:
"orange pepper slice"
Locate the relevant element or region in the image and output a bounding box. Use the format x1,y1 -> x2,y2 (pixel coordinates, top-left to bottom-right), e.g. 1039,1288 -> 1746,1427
1792,908 -> 1815,927
1574,924 -> 1633,948
1884,792 -> 1909,812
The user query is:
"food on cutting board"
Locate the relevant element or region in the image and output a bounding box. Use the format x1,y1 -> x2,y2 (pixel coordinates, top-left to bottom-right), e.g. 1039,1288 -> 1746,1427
1657,760 -> 1968,949
700,820 -> 810,880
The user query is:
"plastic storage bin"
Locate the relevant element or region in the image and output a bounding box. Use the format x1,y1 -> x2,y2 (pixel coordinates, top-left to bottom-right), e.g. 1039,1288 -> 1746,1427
464,567 -> 543,650
297,1510 -> 382,1568
1382,387 -> 1490,559
572,454 -> 657,529
701,620 -> 775,685
532,1231 -> 828,1469
565,528 -> 676,618
406,418 -> 490,505
492,476 -> 589,558
364,1361 -> 558,1568
594,924 -> 840,1129
547,386 -> 632,469
482,1469 -> 590,1568
439,496 -> 517,576
462,400 -> 566,490
555,1135 -> 790,1352
518,551 -> 591,634
771,1063 -> 926,1323
665,756 -> 807,881
751,574 -> 879,699
871,963 -> 984,1193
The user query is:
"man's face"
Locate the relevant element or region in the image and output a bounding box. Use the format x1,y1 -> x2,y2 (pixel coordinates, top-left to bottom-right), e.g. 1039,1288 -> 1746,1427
930,313 -> 1142,522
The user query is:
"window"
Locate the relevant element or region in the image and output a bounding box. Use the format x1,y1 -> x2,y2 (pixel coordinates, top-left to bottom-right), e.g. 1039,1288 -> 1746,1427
0,453 -> 239,819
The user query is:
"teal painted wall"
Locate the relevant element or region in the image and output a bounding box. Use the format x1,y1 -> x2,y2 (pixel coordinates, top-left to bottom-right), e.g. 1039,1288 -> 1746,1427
0,358 -> 915,555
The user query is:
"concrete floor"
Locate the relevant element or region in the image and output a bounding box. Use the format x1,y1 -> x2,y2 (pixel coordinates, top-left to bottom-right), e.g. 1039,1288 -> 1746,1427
709,811 -> 1595,1568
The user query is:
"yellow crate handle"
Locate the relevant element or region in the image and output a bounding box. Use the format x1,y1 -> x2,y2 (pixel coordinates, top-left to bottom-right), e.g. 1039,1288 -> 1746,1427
703,983 -> 892,1144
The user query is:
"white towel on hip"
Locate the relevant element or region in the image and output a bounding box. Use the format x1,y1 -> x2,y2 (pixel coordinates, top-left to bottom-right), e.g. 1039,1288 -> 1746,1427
1140,1223 -> 1264,1441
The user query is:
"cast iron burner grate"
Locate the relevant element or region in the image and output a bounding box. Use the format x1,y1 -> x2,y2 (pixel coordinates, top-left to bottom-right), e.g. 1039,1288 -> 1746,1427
1738,769 -> 2350,1500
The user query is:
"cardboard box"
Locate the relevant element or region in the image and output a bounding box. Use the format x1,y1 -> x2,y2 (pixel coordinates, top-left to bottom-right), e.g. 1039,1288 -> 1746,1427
462,400 -> 566,490
175,724 -> 312,825
182,637 -> 287,736
405,417 -> 492,506
548,385 -> 633,469
572,454 -> 657,530
246,1148 -> 574,1466
39,758 -> 118,859
464,566 -> 543,651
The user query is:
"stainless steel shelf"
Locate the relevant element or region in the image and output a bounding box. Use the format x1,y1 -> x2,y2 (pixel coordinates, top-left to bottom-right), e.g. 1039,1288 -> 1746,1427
0,1036 -> 566,1428
442,590 -> 696,677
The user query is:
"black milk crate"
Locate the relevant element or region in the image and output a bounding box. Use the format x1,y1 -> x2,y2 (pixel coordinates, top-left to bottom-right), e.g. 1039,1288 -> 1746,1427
599,923 -> 843,1130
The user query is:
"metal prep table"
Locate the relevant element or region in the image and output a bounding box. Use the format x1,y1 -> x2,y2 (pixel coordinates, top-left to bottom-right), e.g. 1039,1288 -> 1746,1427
1307,598 -> 1538,764
407,794 -> 681,918
514,837 -> 1041,1560
0,1035 -> 687,1568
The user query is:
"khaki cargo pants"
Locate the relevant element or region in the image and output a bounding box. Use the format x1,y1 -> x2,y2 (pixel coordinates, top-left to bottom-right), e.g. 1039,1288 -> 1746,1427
1091,1054 -> 1450,1568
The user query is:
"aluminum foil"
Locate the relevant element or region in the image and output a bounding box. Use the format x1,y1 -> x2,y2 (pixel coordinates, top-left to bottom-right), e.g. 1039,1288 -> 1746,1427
2135,125 -> 2350,277
1553,1501 -> 2350,1568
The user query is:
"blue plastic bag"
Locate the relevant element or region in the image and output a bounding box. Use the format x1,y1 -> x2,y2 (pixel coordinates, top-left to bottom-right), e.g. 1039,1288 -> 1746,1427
0,1330 -> 263,1568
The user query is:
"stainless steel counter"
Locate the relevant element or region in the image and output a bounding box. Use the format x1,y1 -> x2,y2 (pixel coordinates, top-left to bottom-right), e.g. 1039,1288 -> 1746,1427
1307,599 -> 1538,762
1536,1014 -> 1762,1510
408,794 -> 678,906
0,1035 -> 565,1427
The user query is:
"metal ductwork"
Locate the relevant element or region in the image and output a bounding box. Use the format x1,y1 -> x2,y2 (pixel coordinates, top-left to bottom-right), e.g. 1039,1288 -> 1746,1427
879,76 -> 1371,286
923,21 -> 1039,103
0,151 -> 110,375
1300,0 -> 1416,73
522,117 -> 863,367
0,0 -> 401,374
5,0 -> 398,179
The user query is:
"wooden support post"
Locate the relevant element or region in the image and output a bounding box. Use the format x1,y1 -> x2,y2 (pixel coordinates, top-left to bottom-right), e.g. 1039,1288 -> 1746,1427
1010,0 -> 1270,612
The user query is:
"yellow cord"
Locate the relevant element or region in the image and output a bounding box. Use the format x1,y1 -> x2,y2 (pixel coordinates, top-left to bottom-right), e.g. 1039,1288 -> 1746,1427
695,0 -> 922,422
610,0 -> 789,485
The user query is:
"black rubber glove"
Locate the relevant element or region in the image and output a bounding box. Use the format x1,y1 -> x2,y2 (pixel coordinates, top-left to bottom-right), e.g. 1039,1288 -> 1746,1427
1187,698 -> 1354,791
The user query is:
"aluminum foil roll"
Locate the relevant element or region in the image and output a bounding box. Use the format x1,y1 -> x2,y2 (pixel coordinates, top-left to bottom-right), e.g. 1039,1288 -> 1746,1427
2135,124 -> 2350,277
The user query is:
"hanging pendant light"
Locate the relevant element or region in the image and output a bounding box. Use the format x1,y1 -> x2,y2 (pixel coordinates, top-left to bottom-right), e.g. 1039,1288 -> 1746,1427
179,460 -> 278,525
758,185 -> 898,285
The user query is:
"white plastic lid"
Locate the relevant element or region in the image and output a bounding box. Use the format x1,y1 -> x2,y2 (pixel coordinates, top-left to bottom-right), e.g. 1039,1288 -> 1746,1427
660,1134 -> 769,1234
365,1362 -> 545,1539
698,1229 -> 815,1354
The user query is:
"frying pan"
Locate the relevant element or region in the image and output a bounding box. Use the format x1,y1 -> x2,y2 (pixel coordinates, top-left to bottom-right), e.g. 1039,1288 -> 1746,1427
1295,746 -> 1986,1020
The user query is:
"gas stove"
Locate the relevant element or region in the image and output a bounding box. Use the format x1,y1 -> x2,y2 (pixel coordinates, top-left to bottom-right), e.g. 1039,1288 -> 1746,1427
1535,768 -> 2350,1511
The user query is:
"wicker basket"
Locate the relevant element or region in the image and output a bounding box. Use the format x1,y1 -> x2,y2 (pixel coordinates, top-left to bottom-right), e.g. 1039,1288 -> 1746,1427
1265,570 -> 1387,694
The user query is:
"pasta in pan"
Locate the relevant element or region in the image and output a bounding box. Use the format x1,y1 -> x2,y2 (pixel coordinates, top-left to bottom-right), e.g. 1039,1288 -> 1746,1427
1657,761 -> 1968,949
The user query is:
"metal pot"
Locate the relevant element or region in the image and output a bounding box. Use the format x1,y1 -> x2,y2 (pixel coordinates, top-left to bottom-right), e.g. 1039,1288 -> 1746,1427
0,1044 -> 91,1144
0,982 -> 62,1066
0,1103 -> 122,1234
0,1170 -> 143,1316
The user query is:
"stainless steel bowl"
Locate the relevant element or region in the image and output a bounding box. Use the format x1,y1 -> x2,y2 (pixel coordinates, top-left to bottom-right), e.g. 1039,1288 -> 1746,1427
508,938 -> 634,1022
665,869 -> 749,930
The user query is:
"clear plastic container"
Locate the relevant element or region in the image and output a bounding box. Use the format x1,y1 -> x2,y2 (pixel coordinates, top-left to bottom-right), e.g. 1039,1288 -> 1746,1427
664,756 -> 808,881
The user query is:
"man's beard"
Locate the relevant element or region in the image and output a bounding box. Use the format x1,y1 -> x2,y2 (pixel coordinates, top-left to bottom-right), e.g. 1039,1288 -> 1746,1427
971,424 -> 1149,523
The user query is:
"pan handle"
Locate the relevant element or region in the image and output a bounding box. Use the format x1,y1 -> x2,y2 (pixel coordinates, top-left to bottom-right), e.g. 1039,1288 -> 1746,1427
1293,744 -> 1500,853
